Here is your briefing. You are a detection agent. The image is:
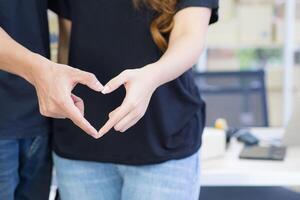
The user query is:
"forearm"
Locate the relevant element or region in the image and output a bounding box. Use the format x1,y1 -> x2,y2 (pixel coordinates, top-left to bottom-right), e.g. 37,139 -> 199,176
0,27 -> 49,84
152,33 -> 205,86
148,7 -> 211,87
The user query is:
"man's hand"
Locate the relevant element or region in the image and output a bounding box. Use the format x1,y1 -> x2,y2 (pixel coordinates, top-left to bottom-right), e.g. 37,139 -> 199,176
0,27 -> 102,138
29,55 -> 103,138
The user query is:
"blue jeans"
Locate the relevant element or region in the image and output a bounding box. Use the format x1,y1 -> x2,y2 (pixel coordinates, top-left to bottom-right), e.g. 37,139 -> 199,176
0,135 -> 52,200
53,151 -> 201,200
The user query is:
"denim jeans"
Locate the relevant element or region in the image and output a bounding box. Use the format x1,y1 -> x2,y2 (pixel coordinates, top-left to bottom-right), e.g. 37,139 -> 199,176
0,135 -> 52,200
53,150 -> 201,200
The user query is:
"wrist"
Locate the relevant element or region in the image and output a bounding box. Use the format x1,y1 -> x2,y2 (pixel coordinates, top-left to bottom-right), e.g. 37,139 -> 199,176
143,62 -> 169,87
23,53 -> 52,86
142,64 -> 162,89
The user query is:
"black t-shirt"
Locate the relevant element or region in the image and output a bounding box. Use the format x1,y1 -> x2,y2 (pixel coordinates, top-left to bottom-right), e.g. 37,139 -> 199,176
0,0 -> 51,138
51,0 -> 219,165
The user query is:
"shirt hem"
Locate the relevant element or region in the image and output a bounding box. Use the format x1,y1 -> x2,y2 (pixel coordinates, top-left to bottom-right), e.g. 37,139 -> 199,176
0,124 -> 51,140
53,143 -> 201,166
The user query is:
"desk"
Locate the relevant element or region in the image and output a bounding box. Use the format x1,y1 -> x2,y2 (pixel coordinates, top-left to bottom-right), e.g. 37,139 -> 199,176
201,128 -> 300,186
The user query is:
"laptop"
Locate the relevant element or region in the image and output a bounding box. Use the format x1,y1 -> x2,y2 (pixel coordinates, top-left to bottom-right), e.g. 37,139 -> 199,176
239,93 -> 300,161
283,94 -> 300,146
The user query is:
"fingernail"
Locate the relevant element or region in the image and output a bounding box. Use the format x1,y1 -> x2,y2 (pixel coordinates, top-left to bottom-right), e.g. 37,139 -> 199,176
101,86 -> 110,94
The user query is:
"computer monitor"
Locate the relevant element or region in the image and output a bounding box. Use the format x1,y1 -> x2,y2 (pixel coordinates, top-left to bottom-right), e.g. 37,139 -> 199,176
283,94 -> 300,146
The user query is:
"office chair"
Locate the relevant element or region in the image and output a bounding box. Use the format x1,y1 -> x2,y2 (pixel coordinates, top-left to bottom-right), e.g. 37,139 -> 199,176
193,70 -> 300,200
193,70 -> 269,127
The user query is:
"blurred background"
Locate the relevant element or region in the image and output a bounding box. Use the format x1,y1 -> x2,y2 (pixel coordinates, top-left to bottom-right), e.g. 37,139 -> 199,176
202,0 -> 300,128
48,0 -> 300,199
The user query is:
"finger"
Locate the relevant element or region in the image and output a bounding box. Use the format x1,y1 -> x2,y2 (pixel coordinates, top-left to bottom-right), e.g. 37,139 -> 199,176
75,70 -> 103,92
102,71 -> 129,94
68,108 -> 99,138
71,94 -> 84,115
119,116 -> 140,133
98,101 -> 132,136
64,97 -> 99,138
108,104 -> 127,119
108,107 -> 120,118
114,110 -> 140,132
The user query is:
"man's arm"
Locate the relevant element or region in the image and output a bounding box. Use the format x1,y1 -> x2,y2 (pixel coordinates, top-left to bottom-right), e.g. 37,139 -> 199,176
0,27 -> 103,138
0,27 -> 39,83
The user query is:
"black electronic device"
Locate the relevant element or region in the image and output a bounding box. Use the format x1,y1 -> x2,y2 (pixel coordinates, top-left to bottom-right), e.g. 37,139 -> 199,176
232,129 -> 260,146
239,145 -> 287,161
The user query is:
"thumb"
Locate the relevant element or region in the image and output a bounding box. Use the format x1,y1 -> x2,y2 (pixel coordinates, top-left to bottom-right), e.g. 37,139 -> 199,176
102,70 -> 130,94
71,94 -> 84,115
75,70 -> 103,92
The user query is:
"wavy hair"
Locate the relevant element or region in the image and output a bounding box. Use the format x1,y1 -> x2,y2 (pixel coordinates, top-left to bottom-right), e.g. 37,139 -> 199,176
133,0 -> 178,52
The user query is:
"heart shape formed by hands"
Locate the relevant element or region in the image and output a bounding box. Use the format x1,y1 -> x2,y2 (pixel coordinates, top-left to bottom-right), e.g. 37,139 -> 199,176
70,68 -> 156,139
33,59 -> 158,139
46,65 -> 158,139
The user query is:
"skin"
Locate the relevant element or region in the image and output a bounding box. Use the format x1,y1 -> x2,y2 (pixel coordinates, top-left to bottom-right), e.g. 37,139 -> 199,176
58,7 -> 212,137
0,27 -> 103,138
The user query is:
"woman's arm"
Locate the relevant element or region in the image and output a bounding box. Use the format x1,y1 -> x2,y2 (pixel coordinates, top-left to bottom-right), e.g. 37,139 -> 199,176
0,27 -> 102,138
150,7 -> 211,85
99,7 -> 211,135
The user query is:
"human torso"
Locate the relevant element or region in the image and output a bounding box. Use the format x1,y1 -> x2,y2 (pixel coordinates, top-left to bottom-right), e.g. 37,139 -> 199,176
53,0 -> 205,165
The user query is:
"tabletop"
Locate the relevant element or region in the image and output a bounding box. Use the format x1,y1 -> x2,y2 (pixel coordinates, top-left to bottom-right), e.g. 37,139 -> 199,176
201,128 -> 300,186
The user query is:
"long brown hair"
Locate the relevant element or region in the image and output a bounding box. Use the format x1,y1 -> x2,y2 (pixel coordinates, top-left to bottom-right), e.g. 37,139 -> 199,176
133,0 -> 178,52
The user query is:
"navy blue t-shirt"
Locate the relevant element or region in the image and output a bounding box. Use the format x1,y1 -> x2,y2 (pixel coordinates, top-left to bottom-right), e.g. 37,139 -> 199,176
0,0 -> 51,138
51,0 -> 219,165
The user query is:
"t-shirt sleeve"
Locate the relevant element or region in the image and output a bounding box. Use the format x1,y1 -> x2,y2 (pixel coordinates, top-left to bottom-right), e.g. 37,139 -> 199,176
177,0 -> 219,24
48,0 -> 72,20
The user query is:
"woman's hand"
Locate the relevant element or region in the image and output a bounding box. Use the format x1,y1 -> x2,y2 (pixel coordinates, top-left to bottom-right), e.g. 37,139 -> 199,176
98,64 -> 161,136
28,54 -> 103,138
